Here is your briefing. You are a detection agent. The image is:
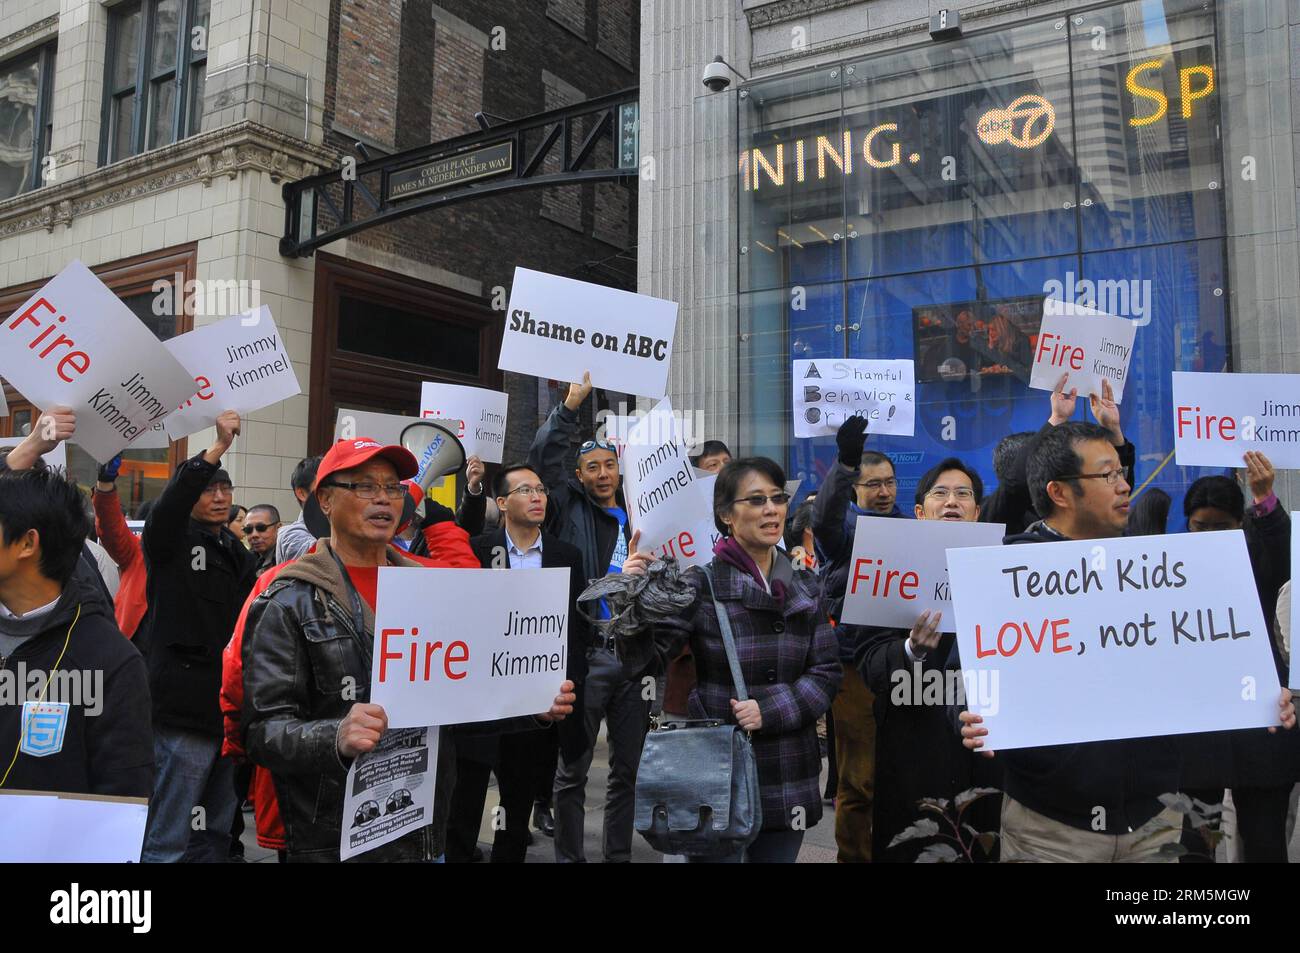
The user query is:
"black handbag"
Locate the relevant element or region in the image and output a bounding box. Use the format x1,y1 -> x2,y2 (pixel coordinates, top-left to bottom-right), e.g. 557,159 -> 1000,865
633,566 -> 762,858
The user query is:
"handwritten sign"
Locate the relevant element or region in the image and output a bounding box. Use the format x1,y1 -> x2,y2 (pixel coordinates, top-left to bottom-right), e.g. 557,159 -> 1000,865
498,267 -> 678,398
948,531 -> 1281,750
839,517 -> 1005,630
419,382 -> 509,464
0,261 -> 197,461
370,566 -> 571,728
1172,372 -> 1300,468
1028,301 -> 1136,402
160,308 -> 301,439
793,359 -> 915,438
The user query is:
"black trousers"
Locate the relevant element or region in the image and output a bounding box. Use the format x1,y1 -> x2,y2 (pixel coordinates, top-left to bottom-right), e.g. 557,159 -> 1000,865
445,727 -> 559,863
1233,785 -> 1292,863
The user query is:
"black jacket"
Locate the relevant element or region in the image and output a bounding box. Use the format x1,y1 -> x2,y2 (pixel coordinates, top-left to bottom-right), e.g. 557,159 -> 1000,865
138,453 -> 258,737
528,402 -> 630,588
1179,504 -> 1300,790
0,573 -> 153,797
463,529 -> 590,764
980,422 -> 1136,538
996,519 -> 1181,832
858,627 -> 1001,861
241,542 -> 546,862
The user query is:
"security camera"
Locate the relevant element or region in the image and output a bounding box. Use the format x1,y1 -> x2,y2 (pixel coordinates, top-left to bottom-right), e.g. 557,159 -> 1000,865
702,57 -> 733,92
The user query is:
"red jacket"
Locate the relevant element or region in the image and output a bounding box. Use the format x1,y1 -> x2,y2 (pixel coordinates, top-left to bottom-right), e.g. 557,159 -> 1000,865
91,486 -> 146,638
220,522 -> 479,851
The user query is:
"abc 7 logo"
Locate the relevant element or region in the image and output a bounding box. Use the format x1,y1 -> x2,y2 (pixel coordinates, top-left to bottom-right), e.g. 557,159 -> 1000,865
975,94 -> 1056,149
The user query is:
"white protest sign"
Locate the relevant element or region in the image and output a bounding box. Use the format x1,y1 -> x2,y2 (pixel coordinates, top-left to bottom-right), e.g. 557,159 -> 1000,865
0,261 -> 197,461
498,267 -> 678,398
1290,517 -> 1299,691
0,791 -> 148,862
597,413 -> 636,459
0,435 -> 66,470
1171,372 -> 1300,468
1028,301 -> 1137,402
160,307 -> 300,439
839,518 -> 1005,631
128,421 -> 170,449
623,398 -> 719,568
949,531 -> 1281,751
340,727 -> 436,861
370,566 -> 570,728
335,407 -> 422,446
419,382 -> 509,464
792,359 -> 915,438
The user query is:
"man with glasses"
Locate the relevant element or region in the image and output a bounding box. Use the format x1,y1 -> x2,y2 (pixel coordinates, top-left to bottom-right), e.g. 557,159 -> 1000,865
446,464 -> 589,861
961,420 -> 1296,861
139,410 -> 259,862
530,371 -> 649,862
242,505 -> 281,572
857,457 -> 1002,861
242,439 -> 575,862
811,414 -> 911,863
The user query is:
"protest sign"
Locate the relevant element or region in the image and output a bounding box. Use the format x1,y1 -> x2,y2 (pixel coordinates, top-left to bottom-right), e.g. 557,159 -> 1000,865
340,727 -> 436,861
1171,372 -> 1300,468
622,398 -> 720,569
1028,301 -> 1136,402
949,531 -> 1281,751
161,307 -> 301,439
419,382 -> 508,464
792,359 -> 915,438
0,261 -> 197,461
498,267 -> 678,398
0,435 -> 66,470
334,407 -> 424,447
0,790 -> 147,862
370,566 -> 571,728
597,412 -> 636,459
839,518 -> 1005,631
128,421 -> 170,449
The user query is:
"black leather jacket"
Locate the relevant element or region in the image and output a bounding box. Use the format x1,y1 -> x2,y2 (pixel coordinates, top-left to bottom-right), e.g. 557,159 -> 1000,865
242,550 -> 545,862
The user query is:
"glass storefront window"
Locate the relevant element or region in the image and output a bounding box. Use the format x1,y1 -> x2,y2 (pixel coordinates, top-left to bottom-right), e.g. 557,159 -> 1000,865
737,0 -> 1230,518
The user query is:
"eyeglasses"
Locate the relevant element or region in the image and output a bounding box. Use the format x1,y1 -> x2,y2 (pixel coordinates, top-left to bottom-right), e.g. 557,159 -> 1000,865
321,480 -> 407,501
243,522 -> 280,534
925,487 -> 976,502
578,438 -> 617,455
1059,468 -> 1127,486
855,478 -> 897,491
201,483 -> 233,497
505,484 -> 549,499
732,492 -> 791,508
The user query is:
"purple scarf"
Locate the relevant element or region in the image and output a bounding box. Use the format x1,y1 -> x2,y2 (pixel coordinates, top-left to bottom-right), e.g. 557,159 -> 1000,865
713,536 -> 787,607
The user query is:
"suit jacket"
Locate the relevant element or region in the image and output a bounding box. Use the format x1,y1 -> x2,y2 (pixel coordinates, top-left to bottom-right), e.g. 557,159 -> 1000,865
465,528 -> 591,763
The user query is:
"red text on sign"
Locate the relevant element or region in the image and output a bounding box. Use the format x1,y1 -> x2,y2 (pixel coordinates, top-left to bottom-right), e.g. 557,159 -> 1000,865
974,617 -> 1073,658
5,296 -> 93,382
378,627 -> 469,682
1175,405 -> 1236,441
850,557 -> 919,600
1034,332 -> 1084,371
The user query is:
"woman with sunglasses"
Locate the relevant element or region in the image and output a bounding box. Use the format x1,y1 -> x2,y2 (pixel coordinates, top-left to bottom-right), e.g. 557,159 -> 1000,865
621,457 -> 841,862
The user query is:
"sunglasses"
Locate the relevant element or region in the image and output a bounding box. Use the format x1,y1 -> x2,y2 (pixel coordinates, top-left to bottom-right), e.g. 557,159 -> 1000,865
243,522 -> 280,534
578,438 -> 617,455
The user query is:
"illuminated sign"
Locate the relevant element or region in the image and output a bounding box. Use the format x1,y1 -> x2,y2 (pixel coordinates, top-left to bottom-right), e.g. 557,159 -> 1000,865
740,56 -> 1216,192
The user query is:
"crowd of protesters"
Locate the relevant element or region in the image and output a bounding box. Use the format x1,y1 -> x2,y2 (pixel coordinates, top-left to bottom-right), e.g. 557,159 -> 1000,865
0,365 -> 1294,863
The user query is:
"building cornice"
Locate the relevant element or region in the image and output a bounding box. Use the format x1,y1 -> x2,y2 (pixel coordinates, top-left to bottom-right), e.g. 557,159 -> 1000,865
0,13 -> 58,59
745,0 -> 861,28
0,121 -> 338,239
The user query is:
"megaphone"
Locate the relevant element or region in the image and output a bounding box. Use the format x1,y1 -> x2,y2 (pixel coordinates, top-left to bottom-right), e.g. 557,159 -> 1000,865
399,420 -> 467,493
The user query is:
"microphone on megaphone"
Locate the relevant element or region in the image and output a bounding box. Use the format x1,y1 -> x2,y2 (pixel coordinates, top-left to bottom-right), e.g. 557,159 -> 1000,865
399,420 -> 467,493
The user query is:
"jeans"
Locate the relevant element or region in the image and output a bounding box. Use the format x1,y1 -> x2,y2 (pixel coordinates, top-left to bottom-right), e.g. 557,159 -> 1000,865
688,829 -> 806,864
553,648 -> 650,862
142,726 -> 237,863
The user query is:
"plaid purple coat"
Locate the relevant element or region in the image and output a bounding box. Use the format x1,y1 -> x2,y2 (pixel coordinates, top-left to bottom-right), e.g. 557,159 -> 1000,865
651,556 -> 842,832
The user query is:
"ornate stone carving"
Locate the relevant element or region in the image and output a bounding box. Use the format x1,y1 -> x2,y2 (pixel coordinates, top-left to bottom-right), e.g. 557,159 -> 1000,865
745,0 -> 860,28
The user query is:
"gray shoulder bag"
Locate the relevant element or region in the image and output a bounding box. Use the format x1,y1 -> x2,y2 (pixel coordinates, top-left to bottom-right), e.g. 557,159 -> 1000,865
632,565 -> 763,858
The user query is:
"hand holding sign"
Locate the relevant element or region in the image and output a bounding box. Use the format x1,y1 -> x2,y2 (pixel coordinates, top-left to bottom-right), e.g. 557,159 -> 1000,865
337,702 -> 389,758
565,371 -> 593,411
203,410 -> 241,465
537,679 -> 577,722
1047,372 -> 1078,426
1243,451 -> 1275,504
908,609 -> 944,655
466,455 -> 485,495
1088,377 -> 1124,445
5,406 -> 76,470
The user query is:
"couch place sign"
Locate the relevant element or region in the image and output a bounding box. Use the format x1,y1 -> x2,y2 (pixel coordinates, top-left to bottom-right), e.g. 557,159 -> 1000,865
388,142 -> 514,201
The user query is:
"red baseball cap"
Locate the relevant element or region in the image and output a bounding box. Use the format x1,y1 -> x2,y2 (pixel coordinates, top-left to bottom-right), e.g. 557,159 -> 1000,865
313,437 -> 419,490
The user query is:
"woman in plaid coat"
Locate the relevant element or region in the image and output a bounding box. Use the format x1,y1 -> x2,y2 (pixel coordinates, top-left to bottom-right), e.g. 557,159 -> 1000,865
622,456 -> 842,862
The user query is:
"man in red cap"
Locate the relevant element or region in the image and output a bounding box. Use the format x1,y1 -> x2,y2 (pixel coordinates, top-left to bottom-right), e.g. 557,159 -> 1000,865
240,437 -> 575,861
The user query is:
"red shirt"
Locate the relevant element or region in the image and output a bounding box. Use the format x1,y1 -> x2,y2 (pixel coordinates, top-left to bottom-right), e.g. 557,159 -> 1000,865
344,549 -> 440,610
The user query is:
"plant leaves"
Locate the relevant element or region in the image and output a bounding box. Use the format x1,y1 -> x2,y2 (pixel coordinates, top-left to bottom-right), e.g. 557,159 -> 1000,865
1156,841 -> 1189,858
916,842 -> 961,863
1157,792 -> 1193,814
888,818 -> 940,848
954,786 -> 1001,814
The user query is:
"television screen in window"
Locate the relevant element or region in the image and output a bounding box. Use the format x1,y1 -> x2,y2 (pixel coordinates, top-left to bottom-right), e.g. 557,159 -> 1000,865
912,295 -> 1044,385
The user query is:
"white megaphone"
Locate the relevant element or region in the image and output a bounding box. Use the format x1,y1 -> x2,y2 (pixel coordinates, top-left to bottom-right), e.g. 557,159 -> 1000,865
399,420 -> 467,493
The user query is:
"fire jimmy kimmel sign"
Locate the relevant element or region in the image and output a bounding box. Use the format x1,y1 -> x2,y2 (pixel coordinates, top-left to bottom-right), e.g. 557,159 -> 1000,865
387,142 -> 514,201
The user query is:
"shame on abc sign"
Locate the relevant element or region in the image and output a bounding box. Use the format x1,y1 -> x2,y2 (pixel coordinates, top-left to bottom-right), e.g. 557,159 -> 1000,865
740,58 -> 1214,192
